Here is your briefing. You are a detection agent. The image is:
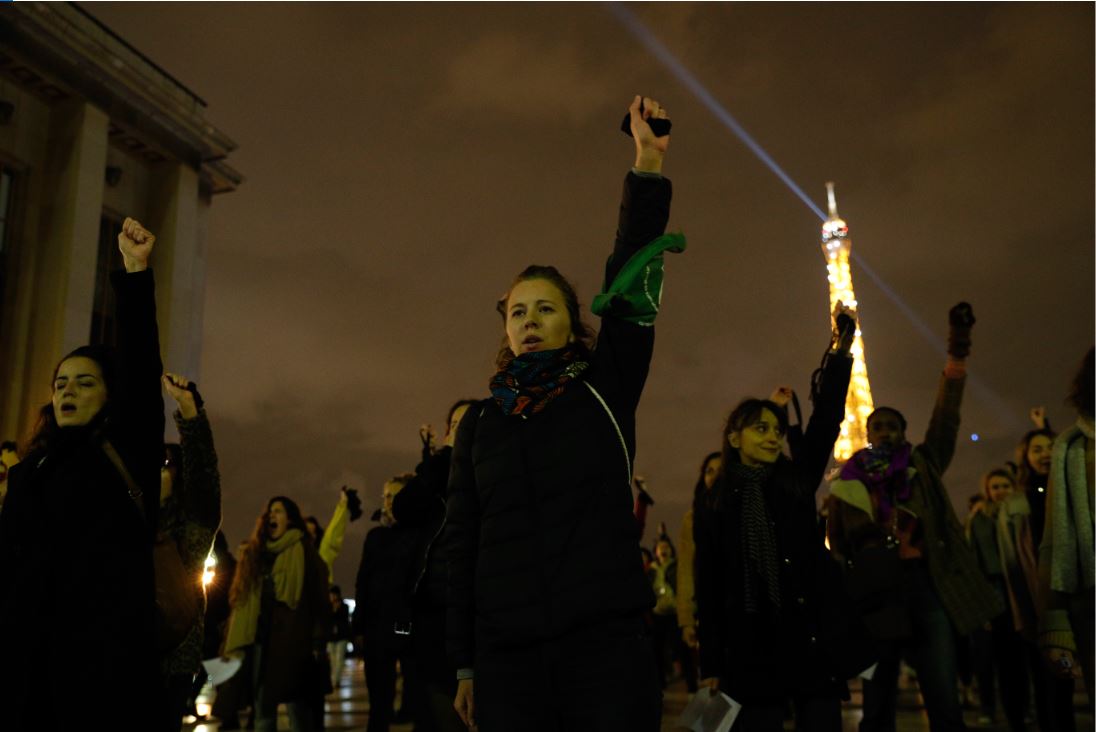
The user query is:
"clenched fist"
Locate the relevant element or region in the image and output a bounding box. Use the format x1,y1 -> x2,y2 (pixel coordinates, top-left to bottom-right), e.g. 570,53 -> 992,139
118,217 -> 155,273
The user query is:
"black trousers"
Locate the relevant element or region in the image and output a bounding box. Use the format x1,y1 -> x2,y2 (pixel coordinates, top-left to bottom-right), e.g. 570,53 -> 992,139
408,605 -> 465,732
474,614 -> 661,732
730,694 -> 841,732
1027,641 -> 1077,732
652,611 -> 698,692
364,639 -> 401,732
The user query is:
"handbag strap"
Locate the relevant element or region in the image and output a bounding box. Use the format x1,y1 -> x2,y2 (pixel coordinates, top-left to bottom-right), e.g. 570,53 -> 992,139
102,440 -> 148,525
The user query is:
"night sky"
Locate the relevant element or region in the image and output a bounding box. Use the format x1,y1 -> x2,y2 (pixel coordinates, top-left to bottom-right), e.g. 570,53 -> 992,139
86,3 -> 1094,592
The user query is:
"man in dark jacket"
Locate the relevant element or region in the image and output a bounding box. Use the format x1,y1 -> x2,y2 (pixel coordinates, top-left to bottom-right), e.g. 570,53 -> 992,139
352,474 -> 422,732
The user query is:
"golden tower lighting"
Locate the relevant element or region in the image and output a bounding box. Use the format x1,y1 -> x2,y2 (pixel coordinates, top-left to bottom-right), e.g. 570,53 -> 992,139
821,182 -> 874,461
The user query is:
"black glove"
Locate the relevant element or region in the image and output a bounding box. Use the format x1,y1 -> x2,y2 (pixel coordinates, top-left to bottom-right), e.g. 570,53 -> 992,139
947,302 -> 976,359
343,486 -> 363,522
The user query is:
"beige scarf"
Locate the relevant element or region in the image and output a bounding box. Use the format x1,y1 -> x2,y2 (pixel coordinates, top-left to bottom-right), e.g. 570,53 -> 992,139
996,494 -> 1040,637
1049,417 -> 1095,594
224,529 -> 306,653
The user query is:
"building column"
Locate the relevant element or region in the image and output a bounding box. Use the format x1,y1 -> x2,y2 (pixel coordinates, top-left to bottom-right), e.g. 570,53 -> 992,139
147,161 -> 203,433
3,100 -> 107,440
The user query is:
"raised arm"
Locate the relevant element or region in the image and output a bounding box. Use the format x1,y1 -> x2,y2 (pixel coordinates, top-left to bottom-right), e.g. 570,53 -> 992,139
590,97 -> 676,418
111,217 -> 165,529
796,303 -> 856,488
920,303 -> 974,473
164,373 -> 221,532
319,492 -> 350,577
606,96 -> 673,282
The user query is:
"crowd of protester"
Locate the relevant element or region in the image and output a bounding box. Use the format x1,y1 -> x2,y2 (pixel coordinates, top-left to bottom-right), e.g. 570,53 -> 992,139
0,96 -> 1091,732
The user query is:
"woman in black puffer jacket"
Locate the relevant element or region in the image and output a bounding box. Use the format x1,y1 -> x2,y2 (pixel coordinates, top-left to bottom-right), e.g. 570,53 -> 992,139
693,308 -> 876,732
446,95 -> 679,732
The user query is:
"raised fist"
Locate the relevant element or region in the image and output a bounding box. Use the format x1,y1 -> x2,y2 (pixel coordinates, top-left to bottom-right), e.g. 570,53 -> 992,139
118,217 -> 155,272
162,372 -> 198,419
769,386 -> 794,408
948,302 -> 976,329
629,95 -> 670,172
947,302 -> 975,359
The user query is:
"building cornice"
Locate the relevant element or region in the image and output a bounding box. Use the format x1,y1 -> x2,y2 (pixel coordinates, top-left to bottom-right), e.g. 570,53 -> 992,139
0,2 -> 242,192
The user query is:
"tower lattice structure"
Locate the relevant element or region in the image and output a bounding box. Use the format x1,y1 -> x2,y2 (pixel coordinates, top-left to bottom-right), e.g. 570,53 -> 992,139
821,182 -> 874,461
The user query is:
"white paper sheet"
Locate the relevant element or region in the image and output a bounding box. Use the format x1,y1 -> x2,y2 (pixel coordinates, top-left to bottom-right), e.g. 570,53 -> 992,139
858,662 -> 879,681
201,655 -> 242,687
675,689 -> 742,732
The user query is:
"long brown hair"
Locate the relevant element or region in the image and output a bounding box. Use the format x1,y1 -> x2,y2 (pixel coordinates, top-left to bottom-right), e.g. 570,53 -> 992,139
494,265 -> 596,369
1015,428 -> 1055,489
230,495 -> 312,607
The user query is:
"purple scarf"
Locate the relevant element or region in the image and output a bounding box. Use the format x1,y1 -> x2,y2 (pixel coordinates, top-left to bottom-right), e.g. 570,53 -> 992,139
840,442 -> 913,523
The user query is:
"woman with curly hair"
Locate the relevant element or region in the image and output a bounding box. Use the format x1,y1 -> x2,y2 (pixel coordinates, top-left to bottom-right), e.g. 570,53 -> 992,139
224,496 -> 330,732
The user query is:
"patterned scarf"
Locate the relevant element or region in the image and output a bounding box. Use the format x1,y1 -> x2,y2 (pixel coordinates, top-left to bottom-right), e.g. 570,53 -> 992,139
727,462 -> 780,613
840,442 -> 913,524
489,345 -> 589,417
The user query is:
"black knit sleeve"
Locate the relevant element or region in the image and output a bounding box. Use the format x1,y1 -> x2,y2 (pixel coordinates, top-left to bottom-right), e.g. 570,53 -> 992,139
175,409 -> 222,532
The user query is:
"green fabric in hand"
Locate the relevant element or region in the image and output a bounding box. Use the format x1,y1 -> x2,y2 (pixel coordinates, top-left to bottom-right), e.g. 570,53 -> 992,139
591,232 -> 686,326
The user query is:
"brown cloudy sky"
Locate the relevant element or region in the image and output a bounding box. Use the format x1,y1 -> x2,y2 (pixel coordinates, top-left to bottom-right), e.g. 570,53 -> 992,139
86,2 -> 1094,591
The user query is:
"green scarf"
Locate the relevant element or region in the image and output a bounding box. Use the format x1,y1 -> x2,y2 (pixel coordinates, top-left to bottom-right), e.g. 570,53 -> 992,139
223,528 -> 306,653
591,232 -> 686,326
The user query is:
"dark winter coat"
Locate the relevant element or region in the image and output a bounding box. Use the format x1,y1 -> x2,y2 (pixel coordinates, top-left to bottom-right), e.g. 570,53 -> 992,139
694,353 -> 877,704
391,444 -> 452,609
446,171 -> 671,671
827,374 -> 1003,635
0,269 -> 164,729
331,601 -> 352,641
352,522 -> 423,645
255,542 -> 331,704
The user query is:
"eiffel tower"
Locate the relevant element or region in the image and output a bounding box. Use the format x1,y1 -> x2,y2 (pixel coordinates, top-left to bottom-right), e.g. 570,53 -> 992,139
821,182 -> 874,461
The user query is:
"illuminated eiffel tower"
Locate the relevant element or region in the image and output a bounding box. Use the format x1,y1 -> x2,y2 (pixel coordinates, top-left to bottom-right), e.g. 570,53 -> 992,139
821,182 -> 874,461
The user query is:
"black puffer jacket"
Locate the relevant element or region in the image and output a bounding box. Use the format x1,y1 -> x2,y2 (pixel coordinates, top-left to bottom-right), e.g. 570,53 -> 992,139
446,171 -> 671,670
694,352 -> 877,704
